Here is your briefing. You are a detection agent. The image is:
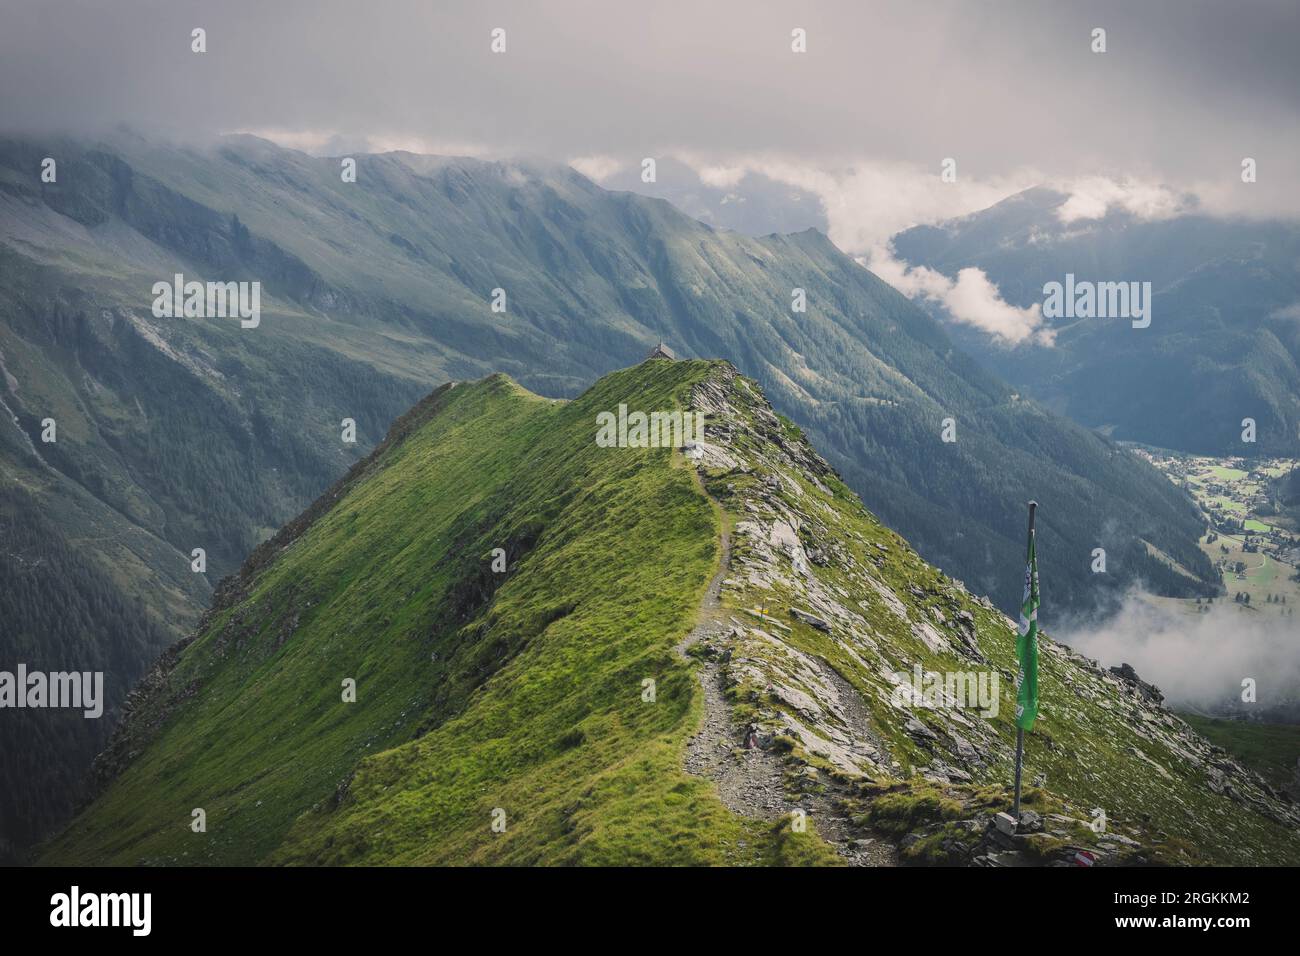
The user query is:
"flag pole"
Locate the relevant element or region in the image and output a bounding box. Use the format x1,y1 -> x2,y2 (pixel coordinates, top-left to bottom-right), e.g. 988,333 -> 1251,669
1012,499 -> 1037,819
1012,732 -> 1025,818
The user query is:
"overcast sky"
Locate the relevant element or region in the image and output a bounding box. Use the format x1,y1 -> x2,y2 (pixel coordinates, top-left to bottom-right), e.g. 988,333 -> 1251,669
2,0 -> 1296,336
2,0 -> 1294,181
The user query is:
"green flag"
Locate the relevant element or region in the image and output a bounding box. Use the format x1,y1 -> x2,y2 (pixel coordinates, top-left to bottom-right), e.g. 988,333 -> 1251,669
1015,529 -> 1040,731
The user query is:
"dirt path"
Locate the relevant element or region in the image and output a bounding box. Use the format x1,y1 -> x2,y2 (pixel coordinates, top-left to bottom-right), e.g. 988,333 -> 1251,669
676,478 -> 897,866
676,515 -> 790,818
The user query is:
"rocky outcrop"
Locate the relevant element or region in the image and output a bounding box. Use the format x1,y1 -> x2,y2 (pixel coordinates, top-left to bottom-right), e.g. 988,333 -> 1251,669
681,362 -> 1300,865
1108,662 -> 1165,705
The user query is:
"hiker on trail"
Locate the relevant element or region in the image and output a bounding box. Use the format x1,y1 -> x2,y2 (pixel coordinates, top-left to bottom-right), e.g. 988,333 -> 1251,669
744,723 -> 759,749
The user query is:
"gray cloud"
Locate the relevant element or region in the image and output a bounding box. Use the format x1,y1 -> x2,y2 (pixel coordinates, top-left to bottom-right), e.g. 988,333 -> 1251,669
1059,590 -> 1300,713
1,0 -> 1295,212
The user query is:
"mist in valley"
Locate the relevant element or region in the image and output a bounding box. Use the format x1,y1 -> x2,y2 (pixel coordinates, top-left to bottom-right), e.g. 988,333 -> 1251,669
1059,589 -> 1300,722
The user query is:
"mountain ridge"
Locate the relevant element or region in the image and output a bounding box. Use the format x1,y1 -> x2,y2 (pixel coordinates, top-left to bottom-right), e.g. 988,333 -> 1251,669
42,360 -> 1300,866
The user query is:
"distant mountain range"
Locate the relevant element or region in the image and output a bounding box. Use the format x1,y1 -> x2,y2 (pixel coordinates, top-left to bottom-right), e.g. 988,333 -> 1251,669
0,133 -> 1215,855
893,186 -> 1300,455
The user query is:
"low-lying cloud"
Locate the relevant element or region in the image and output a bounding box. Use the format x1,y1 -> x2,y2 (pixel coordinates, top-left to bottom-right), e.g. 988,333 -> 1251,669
867,249 -> 1052,346
1052,176 -> 1193,223
656,155 -> 1053,344
1058,590 -> 1300,714
616,153 -> 1245,347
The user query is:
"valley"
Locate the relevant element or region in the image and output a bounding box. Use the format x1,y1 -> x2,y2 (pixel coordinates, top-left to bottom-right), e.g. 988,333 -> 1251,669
892,187 -> 1300,458
1136,448 -> 1300,617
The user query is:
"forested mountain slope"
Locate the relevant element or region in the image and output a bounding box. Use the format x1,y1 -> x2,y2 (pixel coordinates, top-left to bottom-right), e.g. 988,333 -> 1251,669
894,186 -> 1300,455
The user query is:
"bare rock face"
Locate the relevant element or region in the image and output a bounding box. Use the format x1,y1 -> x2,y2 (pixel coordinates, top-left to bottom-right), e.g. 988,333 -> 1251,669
1108,662 -> 1165,705
687,366 -> 1014,785
683,362 -> 1300,865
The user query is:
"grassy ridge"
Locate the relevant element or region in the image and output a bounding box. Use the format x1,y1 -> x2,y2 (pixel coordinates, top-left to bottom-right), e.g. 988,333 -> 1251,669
42,361 -> 837,865
41,360 -> 1300,865
2,134 -> 1216,850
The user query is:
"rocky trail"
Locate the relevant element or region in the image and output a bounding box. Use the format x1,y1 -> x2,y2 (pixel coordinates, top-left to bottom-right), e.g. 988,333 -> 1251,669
676,478 -> 897,866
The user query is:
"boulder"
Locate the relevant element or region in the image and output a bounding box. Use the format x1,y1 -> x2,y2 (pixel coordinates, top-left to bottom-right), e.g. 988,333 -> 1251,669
789,607 -> 832,632
1108,662 -> 1165,705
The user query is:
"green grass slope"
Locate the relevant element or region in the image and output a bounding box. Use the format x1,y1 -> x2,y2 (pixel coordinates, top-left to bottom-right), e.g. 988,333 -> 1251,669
40,360 -> 836,866
1180,715 -> 1300,791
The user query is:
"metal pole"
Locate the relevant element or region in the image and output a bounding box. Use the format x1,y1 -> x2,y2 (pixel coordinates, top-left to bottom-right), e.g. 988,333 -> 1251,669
1013,727 -> 1025,817
1012,500 -> 1037,820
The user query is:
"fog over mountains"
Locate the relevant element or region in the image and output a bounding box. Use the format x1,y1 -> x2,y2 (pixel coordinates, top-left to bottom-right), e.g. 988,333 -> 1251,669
2,0 -> 1299,891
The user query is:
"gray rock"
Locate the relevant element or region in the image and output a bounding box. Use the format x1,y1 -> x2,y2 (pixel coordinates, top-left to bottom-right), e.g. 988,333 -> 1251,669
905,717 -> 938,740
1108,662 -> 1165,705
789,607 -> 832,632
1017,809 -> 1043,832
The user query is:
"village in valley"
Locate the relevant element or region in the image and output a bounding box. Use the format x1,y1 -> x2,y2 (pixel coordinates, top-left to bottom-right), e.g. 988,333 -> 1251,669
1134,449 -> 1300,616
